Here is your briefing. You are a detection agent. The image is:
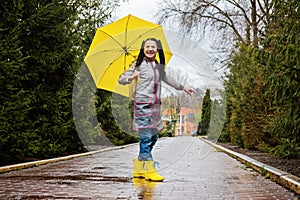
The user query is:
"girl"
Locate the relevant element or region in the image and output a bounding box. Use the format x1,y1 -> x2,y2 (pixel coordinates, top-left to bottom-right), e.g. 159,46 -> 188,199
119,38 -> 194,181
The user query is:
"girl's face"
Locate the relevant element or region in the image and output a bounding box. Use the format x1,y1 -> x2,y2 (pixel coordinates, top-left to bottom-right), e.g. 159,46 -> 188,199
144,40 -> 157,61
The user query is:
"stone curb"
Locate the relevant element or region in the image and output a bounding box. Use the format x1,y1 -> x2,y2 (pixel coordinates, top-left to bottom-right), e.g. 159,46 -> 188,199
0,143 -> 138,174
0,138 -> 170,174
201,138 -> 300,195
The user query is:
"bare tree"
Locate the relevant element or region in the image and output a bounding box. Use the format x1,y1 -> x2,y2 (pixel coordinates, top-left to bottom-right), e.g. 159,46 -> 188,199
156,0 -> 272,58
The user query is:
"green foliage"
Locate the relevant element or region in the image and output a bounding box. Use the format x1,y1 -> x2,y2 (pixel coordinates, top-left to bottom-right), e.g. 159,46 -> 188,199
208,95 -> 226,142
270,138 -> 300,159
0,0 -> 118,166
162,94 -> 181,136
224,45 -> 270,149
159,121 -> 174,137
223,0 -> 300,158
199,89 -> 211,135
261,0 -> 300,158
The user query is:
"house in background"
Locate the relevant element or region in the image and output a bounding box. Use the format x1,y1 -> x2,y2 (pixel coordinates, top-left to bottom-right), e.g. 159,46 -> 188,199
162,107 -> 198,136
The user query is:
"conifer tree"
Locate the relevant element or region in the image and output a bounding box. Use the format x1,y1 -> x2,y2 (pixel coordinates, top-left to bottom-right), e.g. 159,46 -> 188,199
222,0 -> 299,158
260,0 -> 300,158
0,0 -> 117,165
200,89 -> 211,135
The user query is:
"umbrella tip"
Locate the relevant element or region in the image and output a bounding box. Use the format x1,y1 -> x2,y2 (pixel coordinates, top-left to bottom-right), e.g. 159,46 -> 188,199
123,46 -> 128,53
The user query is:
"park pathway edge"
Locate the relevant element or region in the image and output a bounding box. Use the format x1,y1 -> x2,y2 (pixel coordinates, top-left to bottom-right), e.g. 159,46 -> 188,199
201,137 -> 300,195
0,143 -> 137,174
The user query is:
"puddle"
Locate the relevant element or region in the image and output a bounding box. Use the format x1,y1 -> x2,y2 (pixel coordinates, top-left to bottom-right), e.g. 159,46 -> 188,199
132,178 -> 162,199
0,175 -> 131,183
92,166 -> 107,170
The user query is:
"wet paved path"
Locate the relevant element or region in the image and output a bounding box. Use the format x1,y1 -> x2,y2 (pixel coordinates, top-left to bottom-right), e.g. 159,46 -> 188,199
0,136 -> 299,199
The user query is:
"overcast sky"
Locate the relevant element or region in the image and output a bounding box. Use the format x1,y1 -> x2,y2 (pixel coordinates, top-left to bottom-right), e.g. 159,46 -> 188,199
116,0 -> 158,21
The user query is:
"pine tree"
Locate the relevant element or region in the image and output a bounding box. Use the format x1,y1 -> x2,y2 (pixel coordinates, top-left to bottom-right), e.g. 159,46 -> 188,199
260,0 -> 300,158
200,89 -> 211,135
222,0 -> 299,158
0,0 -> 117,165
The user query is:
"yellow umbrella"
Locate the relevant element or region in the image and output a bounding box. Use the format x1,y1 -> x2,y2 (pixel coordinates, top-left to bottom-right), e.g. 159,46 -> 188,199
84,14 -> 172,97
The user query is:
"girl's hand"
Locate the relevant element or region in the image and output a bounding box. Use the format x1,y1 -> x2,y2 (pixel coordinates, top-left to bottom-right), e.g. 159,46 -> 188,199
129,71 -> 140,81
184,87 -> 195,95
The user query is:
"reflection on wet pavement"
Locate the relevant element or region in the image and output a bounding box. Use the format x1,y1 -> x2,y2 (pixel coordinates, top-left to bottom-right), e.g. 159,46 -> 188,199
133,178 -> 161,200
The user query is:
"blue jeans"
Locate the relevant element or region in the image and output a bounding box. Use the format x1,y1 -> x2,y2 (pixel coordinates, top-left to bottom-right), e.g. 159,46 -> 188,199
138,128 -> 158,161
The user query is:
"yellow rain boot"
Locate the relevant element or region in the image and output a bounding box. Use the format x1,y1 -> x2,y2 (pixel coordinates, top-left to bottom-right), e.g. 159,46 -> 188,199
144,161 -> 164,182
133,159 -> 145,178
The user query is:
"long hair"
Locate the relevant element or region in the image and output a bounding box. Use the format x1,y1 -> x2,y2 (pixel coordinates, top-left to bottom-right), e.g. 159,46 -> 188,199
134,38 -> 165,68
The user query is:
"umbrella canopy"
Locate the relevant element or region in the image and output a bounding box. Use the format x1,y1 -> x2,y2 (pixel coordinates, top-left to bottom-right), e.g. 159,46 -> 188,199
84,14 -> 172,97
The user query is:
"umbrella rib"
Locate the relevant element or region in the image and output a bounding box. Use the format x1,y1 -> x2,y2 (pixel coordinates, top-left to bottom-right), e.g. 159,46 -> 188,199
98,52 -> 136,86
98,29 -> 126,52
123,15 -> 131,70
93,48 -> 124,54
106,51 -> 136,69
